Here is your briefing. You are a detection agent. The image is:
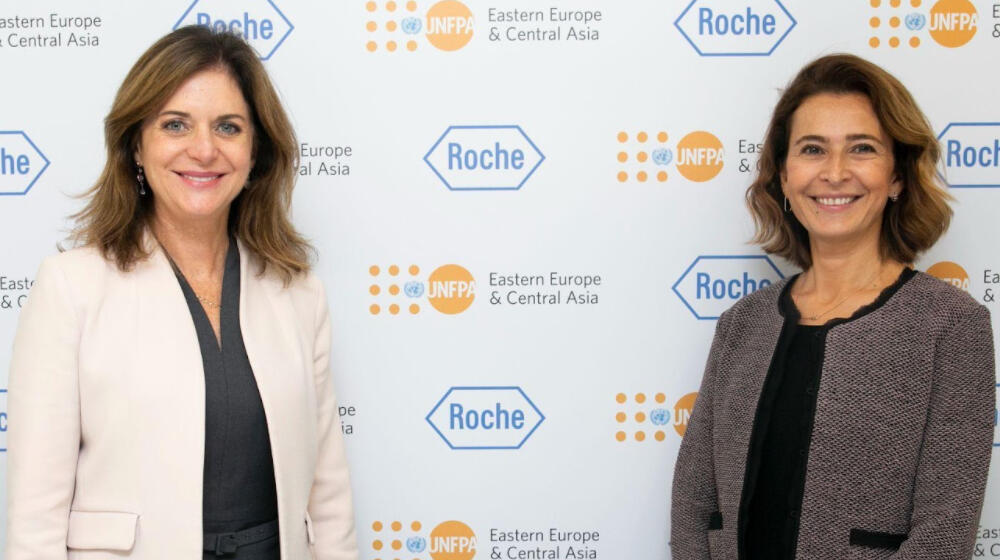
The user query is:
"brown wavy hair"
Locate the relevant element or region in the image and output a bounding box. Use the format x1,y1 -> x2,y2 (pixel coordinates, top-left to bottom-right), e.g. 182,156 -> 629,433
71,25 -> 310,282
745,53 -> 952,269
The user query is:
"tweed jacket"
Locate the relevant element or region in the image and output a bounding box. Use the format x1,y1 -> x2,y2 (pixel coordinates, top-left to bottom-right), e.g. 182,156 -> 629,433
6,238 -> 358,560
671,272 -> 995,560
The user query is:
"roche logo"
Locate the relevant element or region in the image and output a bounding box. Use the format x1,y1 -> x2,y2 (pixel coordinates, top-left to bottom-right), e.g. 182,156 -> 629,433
674,0 -> 796,56
426,386 -> 544,449
174,0 -> 293,60
0,389 -> 7,452
0,131 -> 50,196
424,125 -> 545,191
937,122 -> 1000,188
672,255 -> 785,320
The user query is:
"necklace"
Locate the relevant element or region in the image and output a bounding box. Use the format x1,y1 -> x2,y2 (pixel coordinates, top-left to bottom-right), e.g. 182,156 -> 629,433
796,264 -> 884,322
195,294 -> 221,309
153,234 -> 224,311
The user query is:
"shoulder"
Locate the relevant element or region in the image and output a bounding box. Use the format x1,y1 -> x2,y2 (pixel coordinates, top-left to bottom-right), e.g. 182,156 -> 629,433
284,269 -> 327,305
720,275 -> 790,322
34,244 -> 122,299
900,271 -> 991,331
247,250 -> 328,317
20,245 -> 122,323
40,244 -> 114,275
704,276 -> 790,344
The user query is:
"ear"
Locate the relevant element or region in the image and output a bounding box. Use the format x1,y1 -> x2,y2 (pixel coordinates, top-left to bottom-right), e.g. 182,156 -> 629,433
133,144 -> 142,167
889,172 -> 902,198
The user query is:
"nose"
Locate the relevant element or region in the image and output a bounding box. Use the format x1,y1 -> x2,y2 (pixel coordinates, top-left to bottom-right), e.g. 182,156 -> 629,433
820,152 -> 851,184
186,126 -> 218,163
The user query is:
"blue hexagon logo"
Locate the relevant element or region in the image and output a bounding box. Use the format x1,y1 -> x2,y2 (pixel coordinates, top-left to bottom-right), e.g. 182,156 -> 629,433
0,131 -> 50,196
426,386 -> 544,450
674,0 -> 796,57
174,0 -> 294,60
424,125 -> 545,191
672,255 -> 785,320
937,122 -> 1000,188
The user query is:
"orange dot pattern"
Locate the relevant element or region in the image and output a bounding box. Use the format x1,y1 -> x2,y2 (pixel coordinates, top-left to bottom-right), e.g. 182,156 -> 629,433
369,520 -> 425,554
369,264 -> 422,316
615,391 -> 673,443
868,0 -> 921,48
616,130 -> 671,184
366,1 -> 421,53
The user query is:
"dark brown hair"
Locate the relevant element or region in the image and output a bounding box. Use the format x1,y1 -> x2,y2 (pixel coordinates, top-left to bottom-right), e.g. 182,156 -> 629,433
746,53 -> 952,269
71,25 -> 310,282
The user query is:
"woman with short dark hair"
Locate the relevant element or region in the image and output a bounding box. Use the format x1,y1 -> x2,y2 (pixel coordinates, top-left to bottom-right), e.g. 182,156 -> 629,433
671,53 -> 994,560
7,27 -> 358,559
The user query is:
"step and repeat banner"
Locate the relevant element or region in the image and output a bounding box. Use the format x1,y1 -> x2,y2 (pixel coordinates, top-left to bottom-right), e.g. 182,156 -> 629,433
1,0 -> 999,558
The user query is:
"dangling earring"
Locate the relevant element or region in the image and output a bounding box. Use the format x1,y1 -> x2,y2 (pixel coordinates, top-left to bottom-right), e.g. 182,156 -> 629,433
136,164 -> 147,196
783,196 -> 790,212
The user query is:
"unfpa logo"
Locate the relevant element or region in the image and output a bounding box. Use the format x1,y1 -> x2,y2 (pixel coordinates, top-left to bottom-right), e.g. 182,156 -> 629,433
615,130 -> 724,184
614,391 -> 697,442
673,255 -> 784,320
365,0 -> 473,53
427,386 -> 544,450
867,0 -> 977,49
370,519 -> 476,560
174,0 -> 293,60
368,263 -> 476,315
674,0 -> 796,56
425,125 -> 545,191
936,123 -> 1000,188
0,131 -> 49,196
927,261 -> 970,291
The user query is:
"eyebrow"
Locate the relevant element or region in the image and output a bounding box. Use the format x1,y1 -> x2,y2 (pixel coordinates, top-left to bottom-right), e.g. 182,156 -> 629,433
792,133 -> 885,145
156,110 -> 248,122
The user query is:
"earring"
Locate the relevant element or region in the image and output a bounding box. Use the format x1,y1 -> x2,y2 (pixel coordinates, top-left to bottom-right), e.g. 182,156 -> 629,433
889,192 -> 899,202
783,196 -> 790,212
136,164 -> 147,196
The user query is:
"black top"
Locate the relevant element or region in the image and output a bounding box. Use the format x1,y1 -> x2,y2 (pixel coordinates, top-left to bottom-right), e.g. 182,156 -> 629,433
742,267 -> 917,559
171,240 -> 280,558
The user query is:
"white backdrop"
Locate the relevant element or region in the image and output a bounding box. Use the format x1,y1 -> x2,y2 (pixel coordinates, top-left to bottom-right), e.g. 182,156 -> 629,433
1,1 -> 998,558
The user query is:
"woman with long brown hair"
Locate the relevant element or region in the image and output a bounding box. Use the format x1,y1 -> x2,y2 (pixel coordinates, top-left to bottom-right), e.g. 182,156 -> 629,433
7,27 -> 357,559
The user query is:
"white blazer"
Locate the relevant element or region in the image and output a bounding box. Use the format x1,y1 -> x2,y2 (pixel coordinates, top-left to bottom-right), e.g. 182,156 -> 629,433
6,237 -> 358,559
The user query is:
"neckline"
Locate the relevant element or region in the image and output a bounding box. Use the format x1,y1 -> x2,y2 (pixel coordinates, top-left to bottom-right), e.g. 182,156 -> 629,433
169,236 -> 241,353
779,267 -> 916,329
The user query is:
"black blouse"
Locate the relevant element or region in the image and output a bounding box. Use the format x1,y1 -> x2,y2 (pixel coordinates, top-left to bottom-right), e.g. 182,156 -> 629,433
742,267 -> 917,559
172,240 -> 280,559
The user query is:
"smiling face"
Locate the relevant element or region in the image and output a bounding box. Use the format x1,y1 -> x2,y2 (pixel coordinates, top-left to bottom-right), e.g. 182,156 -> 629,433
781,92 -> 901,255
136,67 -> 254,231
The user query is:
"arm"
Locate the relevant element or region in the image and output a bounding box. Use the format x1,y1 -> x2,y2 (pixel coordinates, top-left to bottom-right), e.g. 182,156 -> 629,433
892,306 -> 995,559
306,279 -> 359,560
670,310 -> 732,559
6,257 -> 82,560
